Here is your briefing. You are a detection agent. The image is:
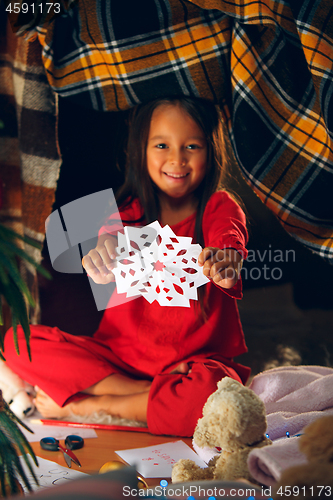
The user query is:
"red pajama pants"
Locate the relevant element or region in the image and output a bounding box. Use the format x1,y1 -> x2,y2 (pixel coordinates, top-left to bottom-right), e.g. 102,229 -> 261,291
4,325 -> 249,437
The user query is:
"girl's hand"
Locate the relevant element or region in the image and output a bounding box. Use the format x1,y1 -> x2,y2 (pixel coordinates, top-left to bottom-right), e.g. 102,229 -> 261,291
198,247 -> 243,289
82,234 -> 118,284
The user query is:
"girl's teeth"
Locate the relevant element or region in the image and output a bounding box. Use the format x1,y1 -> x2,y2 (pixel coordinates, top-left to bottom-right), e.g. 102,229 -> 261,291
166,173 -> 187,178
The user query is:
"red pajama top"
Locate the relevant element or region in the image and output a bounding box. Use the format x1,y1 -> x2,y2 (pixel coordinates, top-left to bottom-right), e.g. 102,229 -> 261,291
94,190 -> 249,377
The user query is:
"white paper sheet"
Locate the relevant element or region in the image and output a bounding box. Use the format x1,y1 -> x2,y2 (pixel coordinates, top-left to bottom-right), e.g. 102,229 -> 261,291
19,456 -> 87,493
113,221 -> 209,307
115,440 -> 207,478
20,414 -> 97,443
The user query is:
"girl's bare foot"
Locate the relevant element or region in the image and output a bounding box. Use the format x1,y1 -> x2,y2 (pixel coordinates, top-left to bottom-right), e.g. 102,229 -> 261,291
33,388 -> 149,423
33,389 -> 73,418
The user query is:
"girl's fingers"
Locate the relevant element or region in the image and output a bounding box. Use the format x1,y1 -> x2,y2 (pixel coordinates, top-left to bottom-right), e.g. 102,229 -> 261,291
212,264 -> 238,284
199,247 -> 242,287
198,247 -> 218,266
202,254 -> 229,278
209,257 -> 230,278
85,267 -> 115,284
200,248 -> 219,277
82,251 -> 115,283
82,254 -> 98,274
203,256 -> 238,286
91,272 -> 115,284
96,246 -> 116,272
87,248 -> 110,273
104,238 -> 117,261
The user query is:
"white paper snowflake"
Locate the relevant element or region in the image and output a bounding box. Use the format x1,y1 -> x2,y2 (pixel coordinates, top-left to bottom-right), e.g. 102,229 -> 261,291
112,221 -> 209,307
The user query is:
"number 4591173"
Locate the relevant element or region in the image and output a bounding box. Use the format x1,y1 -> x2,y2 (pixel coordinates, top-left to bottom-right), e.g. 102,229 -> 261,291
6,3 -> 61,14
276,485 -> 332,497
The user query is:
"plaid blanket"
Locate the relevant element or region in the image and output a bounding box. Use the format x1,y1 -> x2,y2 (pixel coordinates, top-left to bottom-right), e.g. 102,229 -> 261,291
0,4 -> 61,322
1,0 -> 333,295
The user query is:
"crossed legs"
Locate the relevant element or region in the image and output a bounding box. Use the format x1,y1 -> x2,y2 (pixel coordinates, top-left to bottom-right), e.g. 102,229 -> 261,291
33,362 -> 191,423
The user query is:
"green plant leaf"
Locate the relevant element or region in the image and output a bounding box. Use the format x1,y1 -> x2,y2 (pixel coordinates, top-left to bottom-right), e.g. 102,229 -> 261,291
0,261 -> 10,286
0,238 -> 51,280
0,458 -> 6,497
0,224 -> 42,250
0,250 -> 35,307
0,295 -> 4,356
0,414 -> 38,473
0,223 -> 51,360
0,425 -> 37,494
0,280 -> 31,360
2,403 -> 35,436
12,314 -> 19,357
0,223 -> 52,495
0,402 -> 39,490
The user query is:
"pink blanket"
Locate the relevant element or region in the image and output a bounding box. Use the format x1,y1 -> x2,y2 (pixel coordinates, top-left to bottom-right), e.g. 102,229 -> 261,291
248,365 -> 333,485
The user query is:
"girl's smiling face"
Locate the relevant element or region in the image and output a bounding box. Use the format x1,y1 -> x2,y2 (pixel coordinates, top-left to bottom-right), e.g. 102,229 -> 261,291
146,104 -> 207,205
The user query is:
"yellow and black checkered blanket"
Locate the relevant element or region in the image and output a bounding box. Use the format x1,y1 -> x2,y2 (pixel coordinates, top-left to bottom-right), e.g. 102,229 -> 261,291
1,0 -> 333,269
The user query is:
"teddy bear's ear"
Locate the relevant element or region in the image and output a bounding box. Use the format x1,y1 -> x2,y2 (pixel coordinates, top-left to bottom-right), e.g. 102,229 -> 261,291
216,377 -> 240,392
201,377 -> 239,416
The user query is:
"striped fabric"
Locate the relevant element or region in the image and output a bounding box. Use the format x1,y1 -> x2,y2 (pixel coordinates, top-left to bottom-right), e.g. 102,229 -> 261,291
2,0 -> 333,263
0,9 -> 61,322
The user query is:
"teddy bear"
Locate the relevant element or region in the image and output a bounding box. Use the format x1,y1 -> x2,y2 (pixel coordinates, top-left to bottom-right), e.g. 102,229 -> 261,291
172,377 -> 272,484
272,415 -> 333,499
0,359 -> 35,419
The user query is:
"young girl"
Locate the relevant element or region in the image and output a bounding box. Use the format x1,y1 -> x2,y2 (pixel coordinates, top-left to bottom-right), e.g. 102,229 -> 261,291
4,96 -> 250,437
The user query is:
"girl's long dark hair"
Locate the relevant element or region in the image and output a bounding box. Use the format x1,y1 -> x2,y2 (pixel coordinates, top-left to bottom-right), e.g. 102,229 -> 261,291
116,96 -> 227,320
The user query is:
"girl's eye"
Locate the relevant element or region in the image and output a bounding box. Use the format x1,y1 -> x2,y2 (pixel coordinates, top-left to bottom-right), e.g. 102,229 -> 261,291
156,143 -> 168,149
187,144 -> 200,150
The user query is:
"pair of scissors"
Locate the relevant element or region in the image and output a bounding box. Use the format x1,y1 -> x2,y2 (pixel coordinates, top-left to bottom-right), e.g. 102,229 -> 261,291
40,434 -> 84,468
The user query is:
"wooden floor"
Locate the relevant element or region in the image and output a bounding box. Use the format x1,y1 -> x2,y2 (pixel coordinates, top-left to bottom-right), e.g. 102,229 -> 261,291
30,428 -> 193,487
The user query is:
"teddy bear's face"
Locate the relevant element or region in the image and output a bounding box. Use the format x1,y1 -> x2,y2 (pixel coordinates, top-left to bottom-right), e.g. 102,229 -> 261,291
193,378 -> 267,452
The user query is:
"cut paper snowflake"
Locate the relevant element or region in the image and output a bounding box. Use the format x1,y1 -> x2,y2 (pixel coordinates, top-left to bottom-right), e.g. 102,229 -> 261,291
112,221 -> 209,307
